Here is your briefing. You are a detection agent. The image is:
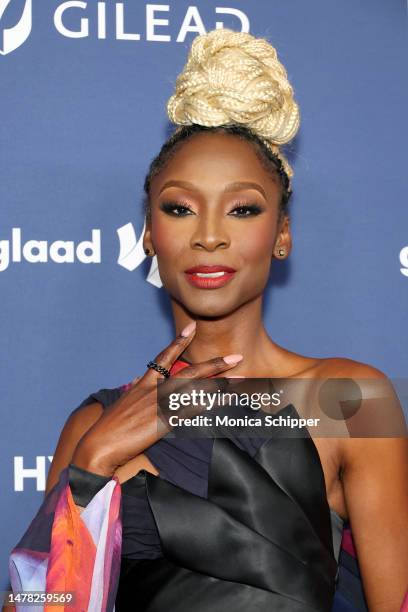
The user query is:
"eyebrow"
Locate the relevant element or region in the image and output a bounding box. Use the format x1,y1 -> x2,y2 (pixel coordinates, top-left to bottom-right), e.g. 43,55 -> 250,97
158,180 -> 267,200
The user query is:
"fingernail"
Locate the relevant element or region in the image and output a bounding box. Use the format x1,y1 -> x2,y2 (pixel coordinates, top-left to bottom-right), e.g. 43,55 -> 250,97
180,321 -> 196,337
223,354 -> 243,365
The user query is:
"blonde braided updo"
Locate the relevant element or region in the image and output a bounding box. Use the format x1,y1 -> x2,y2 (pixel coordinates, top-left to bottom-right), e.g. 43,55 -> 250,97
167,28 -> 300,181
144,29 -> 300,222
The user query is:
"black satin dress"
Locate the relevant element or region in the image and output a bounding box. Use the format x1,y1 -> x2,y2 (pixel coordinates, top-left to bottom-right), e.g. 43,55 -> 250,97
117,433 -> 338,612
74,358 -> 348,611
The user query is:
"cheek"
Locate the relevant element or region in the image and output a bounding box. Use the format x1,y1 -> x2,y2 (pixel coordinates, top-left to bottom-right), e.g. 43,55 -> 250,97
150,218 -> 185,257
236,223 -> 275,264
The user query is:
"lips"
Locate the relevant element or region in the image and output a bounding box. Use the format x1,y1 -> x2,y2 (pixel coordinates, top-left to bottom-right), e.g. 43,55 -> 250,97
184,265 -> 236,274
184,265 -> 237,289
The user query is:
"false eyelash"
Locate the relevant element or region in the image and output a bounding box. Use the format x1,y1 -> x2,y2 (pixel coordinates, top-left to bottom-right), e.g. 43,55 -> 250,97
160,201 -> 194,216
229,203 -> 263,217
159,201 -> 264,217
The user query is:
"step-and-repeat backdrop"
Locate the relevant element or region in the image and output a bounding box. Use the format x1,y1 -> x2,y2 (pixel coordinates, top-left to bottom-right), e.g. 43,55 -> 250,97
1,0 -> 407,585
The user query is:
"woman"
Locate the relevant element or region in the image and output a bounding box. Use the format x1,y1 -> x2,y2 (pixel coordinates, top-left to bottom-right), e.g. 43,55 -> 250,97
9,29 -> 408,612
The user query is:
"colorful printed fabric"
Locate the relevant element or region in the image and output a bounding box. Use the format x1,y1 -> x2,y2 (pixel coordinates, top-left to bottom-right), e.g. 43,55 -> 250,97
9,461 -> 407,611
9,467 -> 121,612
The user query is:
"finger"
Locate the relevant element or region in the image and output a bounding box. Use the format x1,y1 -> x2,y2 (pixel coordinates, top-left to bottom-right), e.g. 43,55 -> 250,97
156,361 -> 245,401
140,321 -> 197,385
157,371 -> 231,404
171,354 -> 243,380
159,377 -> 252,427
152,357 -> 245,405
157,376 -> 232,421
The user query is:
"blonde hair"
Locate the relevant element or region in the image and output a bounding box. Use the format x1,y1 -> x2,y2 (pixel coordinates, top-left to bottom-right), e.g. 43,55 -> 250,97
166,28 -> 300,181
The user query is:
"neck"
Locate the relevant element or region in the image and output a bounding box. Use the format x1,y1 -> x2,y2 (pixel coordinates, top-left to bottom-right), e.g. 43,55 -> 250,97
171,296 -> 281,376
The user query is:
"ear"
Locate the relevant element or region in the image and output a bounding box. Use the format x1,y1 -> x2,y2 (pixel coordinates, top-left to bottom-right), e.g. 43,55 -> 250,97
142,219 -> 155,255
273,215 -> 292,259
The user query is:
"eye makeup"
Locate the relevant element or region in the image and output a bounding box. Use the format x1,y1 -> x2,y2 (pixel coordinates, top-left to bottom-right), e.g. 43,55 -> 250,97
159,200 -> 265,218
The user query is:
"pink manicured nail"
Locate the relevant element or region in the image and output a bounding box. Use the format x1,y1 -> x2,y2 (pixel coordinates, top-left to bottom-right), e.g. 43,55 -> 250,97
180,321 -> 196,337
223,354 -> 243,365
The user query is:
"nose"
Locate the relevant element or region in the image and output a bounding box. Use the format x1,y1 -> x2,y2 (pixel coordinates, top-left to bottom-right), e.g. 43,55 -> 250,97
189,212 -> 230,251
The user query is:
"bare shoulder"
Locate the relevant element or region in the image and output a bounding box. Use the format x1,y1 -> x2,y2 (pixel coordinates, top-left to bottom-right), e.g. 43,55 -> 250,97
317,357 -> 407,459
45,401 -> 104,495
317,357 -> 401,426
66,400 -> 105,433
53,400 -> 105,454
316,355 -> 388,380
274,345 -> 387,380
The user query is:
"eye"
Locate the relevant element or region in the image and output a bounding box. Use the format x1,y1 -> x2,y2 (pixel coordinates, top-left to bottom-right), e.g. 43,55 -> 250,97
160,201 -> 195,217
228,203 -> 264,217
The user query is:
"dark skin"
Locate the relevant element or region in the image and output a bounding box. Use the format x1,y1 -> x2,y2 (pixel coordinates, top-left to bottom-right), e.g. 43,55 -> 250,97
142,133 -> 408,609
45,133 -> 408,611
145,132 -> 308,374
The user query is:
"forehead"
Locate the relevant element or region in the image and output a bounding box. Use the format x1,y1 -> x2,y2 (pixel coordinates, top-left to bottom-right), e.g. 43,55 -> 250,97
150,132 -> 280,196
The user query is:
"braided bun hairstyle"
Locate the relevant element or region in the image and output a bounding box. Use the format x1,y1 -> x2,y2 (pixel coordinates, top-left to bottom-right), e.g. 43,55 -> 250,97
144,28 -> 300,220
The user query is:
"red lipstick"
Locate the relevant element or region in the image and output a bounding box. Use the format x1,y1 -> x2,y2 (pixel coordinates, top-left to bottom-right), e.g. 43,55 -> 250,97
184,265 -> 236,289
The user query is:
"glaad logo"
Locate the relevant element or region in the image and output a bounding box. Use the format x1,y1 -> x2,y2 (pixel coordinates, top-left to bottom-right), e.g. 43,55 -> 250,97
0,227 -> 101,271
0,0 -> 32,55
117,221 -> 162,288
0,225 -> 162,285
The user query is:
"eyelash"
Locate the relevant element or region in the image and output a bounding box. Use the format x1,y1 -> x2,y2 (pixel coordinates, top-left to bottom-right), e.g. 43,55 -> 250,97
160,201 -> 264,218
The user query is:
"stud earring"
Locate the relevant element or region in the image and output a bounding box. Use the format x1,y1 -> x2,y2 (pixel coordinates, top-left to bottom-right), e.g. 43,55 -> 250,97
144,248 -> 151,256
277,248 -> 286,257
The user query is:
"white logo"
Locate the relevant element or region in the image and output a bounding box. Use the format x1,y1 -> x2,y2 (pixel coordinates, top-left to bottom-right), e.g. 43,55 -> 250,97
400,246 -> 408,277
0,225 -> 163,286
1,2 -> 249,54
53,3 -> 249,41
117,220 -> 163,288
0,0 -> 32,55
0,227 -> 101,271
14,455 -> 53,491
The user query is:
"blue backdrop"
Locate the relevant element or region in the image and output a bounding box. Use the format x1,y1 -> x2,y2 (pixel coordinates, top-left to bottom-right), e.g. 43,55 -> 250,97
1,0 -> 407,586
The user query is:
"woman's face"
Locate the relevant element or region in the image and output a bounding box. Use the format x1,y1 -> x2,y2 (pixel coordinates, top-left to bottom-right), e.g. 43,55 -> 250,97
144,132 -> 291,317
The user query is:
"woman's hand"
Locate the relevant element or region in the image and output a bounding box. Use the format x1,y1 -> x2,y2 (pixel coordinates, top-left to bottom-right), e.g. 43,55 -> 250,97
71,322 -> 243,477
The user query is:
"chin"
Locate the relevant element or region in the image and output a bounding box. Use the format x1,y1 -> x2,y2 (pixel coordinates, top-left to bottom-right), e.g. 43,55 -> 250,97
189,303 -> 233,318
179,291 -> 248,319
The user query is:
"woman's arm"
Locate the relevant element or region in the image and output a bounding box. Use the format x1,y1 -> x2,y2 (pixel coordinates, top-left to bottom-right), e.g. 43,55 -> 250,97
340,366 -> 408,611
45,401 -> 103,497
